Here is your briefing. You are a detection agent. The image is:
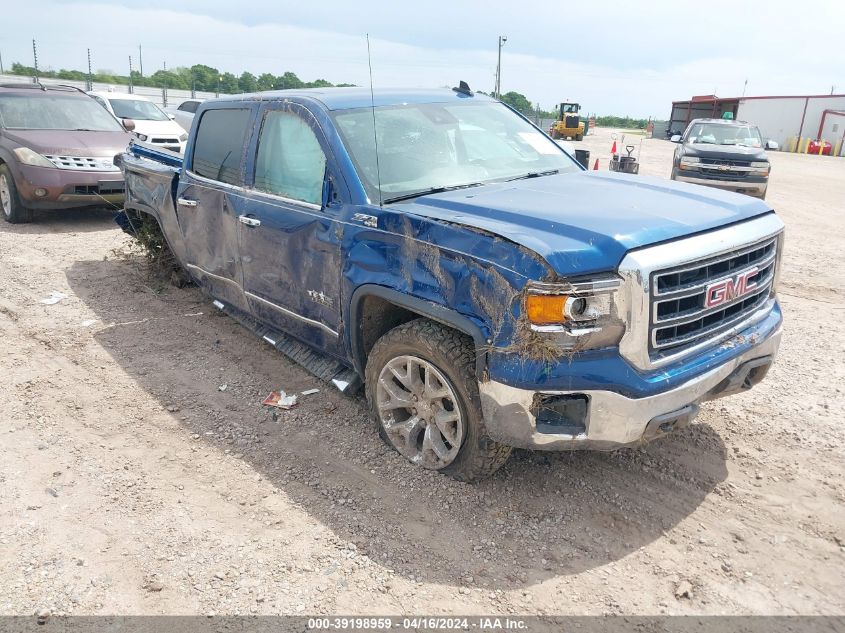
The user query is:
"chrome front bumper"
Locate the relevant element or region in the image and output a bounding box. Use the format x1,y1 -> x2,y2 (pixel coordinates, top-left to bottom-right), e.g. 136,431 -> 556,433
478,325 -> 782,451
674,174 -> 767,197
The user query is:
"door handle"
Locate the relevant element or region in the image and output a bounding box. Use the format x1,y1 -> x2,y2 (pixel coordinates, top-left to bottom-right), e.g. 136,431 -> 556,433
177,198 -> 198,207
238,215 -> 261,227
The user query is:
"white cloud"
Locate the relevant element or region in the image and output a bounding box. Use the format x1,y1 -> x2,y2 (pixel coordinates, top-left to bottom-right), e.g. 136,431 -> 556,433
3,0 -> 843,118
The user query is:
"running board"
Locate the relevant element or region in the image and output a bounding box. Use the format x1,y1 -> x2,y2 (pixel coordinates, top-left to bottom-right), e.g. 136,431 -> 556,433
212,300 -> 362,394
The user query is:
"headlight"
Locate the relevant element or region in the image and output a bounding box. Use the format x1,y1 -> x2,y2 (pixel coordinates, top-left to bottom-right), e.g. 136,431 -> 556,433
679,156 -> 699,170
179,133 -> 188,142
12,147 -> 55,168
524,277 -> 626,350
750,161 -> 770,175
135,133 -> 148,141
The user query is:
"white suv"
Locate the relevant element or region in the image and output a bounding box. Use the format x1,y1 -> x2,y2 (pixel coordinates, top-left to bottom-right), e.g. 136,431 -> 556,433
89,92 -> 188,153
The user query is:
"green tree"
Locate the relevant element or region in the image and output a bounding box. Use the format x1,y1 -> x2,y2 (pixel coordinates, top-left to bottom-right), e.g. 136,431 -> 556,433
273,71 -> 303,90
57,69 -> 86,81
257,73 -> 276,91
305,78 -> 333,88
189,64 -> 220,91
219,72 -> 238,94
499,91 -> 532,115
238,71 -> 258,93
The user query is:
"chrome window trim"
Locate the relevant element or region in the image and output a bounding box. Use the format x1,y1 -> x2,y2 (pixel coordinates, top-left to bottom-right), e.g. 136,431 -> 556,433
617,213 -> 784,371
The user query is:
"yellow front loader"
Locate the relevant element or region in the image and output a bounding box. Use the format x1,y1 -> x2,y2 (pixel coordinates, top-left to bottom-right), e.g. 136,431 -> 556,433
550,102 -> 585,141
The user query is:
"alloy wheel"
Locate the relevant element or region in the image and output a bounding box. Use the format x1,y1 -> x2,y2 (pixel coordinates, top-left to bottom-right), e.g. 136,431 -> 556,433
375,355 -> 464,469
0,175 -> 10,217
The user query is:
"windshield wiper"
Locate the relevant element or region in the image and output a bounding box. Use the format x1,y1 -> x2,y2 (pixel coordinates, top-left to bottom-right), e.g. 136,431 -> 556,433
383,181 -> 486,205
506,168 -> 559,181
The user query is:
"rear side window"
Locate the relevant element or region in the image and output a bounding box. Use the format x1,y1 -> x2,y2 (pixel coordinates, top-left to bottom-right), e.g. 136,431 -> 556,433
191,108 -> 251,185
254,111 -> 327,206
179,100 -> 199,113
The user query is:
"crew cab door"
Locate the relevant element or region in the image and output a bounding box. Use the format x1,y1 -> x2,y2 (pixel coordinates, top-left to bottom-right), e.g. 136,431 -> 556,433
238,102 -> 345,355
176,106 -> 256,311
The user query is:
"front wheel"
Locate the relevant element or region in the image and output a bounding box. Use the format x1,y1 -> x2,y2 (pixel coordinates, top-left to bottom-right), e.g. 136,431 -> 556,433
0,165 -> 33,224
365,319 -> 512,481
575,133 -> 584,141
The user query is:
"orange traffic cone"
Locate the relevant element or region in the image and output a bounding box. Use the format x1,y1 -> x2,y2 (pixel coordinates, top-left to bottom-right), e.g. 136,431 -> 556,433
611,140 -> 617,154
593,159 -> 599,170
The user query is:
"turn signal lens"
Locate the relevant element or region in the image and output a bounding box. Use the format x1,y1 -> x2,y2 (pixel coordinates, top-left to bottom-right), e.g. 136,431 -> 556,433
526,295 -> 567,324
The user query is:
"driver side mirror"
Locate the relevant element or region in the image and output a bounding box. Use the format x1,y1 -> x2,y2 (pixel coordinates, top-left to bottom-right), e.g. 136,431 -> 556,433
670,134 -> 682,143
121,118 -> 136,133
765,140 -> 779,150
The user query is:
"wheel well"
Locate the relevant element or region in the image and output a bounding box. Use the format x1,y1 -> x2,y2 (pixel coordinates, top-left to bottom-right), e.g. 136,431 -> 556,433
357,295 -> 419,366
350,289 -> 487,379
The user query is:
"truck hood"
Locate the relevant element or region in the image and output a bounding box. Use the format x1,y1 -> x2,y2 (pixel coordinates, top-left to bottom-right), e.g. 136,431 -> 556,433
682,142 -> 768,162
4,129 -> 131,157
398,171 -> 773,277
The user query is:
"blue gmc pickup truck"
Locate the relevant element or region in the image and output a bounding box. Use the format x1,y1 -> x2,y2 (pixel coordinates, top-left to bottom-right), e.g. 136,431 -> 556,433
119,85 -> 784,481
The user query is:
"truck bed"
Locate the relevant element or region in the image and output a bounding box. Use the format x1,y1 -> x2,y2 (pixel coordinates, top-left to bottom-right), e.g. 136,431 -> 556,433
119,140 -> 189,264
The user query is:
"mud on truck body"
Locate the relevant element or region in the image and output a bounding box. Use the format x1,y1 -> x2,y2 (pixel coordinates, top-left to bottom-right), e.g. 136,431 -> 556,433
118,86 -> 784,481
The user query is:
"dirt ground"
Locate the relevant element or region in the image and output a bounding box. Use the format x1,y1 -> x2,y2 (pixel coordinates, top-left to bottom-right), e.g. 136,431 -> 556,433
1,128 -> 843,617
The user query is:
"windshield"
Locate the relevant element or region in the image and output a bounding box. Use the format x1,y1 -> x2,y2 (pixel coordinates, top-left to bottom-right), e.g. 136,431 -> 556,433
686,122 -> 762,148
332,100 -> 580,203
109,98 -> 170,121
0,93 -> 124,131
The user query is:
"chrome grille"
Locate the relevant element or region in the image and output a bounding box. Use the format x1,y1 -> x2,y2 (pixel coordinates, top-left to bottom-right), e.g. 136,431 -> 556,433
650,237 -> 778,356
43,155 -> 119,172
698,158 -> 752,179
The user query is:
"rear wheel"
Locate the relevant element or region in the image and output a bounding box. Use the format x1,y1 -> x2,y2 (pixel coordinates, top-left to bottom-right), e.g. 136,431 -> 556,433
575,133 -> 584,141
551,130 -> 561,139
0,165 -> 33,224
365,319 -> 512,481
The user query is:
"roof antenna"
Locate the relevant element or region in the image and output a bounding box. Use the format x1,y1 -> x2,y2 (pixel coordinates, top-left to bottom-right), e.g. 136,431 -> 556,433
366,33 -> 383,208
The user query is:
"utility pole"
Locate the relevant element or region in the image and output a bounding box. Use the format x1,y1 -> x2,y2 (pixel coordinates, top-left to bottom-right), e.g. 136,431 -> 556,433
162,61 -> 168,107
138,44 -> 143,79
0,50 -> 4,75
32,39 -> 39,82
495,35 -> 507,99
742,79 -> 748,97
128,55 -> 134,94
86,48 -> 93,91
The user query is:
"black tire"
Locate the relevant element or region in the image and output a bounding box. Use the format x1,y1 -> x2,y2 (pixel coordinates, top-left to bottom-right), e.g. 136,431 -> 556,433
670,167 -> 678,180
365,318 -> 512,481
551,130 -> 560,140
0,164 -> 33,224
575,133 -> 584,141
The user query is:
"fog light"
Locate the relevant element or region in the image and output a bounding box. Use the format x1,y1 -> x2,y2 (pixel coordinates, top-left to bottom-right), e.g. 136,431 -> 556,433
532,393 -> 589,435
34,188 -> 48,197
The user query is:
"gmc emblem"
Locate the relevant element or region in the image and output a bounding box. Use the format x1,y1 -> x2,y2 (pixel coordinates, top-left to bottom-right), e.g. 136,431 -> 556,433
705,267 -> 758,308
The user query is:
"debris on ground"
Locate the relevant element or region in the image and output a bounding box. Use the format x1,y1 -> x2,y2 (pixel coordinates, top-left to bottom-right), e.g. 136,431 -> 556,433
262,390 -> 298,409
40,291 -> 68,305
674,580 -> 694,600
300,389 -> 320,396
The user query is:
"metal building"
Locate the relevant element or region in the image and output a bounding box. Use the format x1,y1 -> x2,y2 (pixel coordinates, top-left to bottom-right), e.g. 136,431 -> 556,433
669,94 -> 845,155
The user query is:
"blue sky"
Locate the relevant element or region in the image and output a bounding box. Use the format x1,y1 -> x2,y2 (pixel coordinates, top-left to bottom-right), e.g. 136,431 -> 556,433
2,0 -> 843,117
